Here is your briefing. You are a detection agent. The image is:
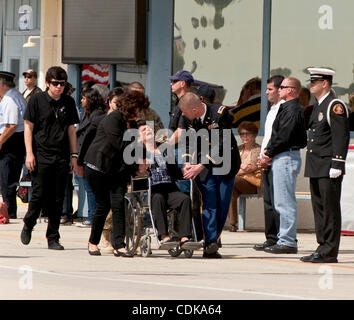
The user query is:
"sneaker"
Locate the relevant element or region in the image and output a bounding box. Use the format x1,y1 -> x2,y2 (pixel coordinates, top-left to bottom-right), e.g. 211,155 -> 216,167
76,220 -> 92,228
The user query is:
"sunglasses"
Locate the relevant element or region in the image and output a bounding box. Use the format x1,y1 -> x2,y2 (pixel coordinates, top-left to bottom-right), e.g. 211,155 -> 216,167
50,80 -> 66,87
279,85 -> 296,89
24,75 -> 33,79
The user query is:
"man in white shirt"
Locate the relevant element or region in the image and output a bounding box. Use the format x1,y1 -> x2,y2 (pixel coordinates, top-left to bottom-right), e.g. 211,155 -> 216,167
253,75 -> 284,251
0,71 -> 27,219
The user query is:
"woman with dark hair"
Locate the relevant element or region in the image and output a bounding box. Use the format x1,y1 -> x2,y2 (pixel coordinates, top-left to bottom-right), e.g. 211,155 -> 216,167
84,90 -> 148,257
227,121 -> 261,232
75,88 -> 107,227
108,87 -> 125,112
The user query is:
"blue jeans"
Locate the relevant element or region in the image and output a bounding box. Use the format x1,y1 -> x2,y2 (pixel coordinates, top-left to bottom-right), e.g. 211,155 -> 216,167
271,150 -> 301,247
197,173 -> 234,245
74,173 -> 96,222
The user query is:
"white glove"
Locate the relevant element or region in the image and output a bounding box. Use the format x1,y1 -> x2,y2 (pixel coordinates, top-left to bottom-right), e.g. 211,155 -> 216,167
329,168 -> 342,178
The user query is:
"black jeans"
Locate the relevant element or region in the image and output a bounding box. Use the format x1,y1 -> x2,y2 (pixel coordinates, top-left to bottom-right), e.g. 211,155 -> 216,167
0,132 -> 25,218
262,168 -> 279,243
62,173 -> 74,217
23,159 -> 69,241
0,153 -> 24,218
85,166 -> 128,250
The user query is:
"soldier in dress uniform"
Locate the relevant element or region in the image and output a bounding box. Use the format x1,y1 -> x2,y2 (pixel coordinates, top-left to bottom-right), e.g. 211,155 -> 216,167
178,92 -> 241,258
301,68 -> 350,264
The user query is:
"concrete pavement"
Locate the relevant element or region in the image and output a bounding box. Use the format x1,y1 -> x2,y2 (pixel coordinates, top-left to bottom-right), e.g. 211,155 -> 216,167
0,201 -> 354,301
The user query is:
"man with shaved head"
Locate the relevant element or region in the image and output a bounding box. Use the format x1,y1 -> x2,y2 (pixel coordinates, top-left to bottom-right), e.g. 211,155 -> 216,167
261,77 -> 307,254
178,92 -> 241,258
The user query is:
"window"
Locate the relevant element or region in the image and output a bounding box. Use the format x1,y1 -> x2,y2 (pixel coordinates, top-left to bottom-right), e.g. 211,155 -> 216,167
62,0 -> 147,64
173,0 -> 263,106
28,58 -> 39,75
10,58 -> 20,88
271,0 -> 354,107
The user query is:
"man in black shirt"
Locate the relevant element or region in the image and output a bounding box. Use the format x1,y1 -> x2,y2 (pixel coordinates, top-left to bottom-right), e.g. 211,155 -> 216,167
262,77 -> 307,254
21,66 -> 79,250
168,70 -> 194,134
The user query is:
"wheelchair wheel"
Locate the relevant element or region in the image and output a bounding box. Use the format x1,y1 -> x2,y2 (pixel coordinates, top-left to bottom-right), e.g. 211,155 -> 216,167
125,197 -> 143,255
184,250 -> 194,258
140,235 -> 151,257
168,247 -> 182,257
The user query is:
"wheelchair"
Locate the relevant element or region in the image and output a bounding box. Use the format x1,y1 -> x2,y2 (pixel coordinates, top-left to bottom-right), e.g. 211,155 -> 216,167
124,176 -> 203,258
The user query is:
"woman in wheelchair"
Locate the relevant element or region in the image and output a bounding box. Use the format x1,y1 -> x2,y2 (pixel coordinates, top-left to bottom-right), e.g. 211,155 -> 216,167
137,122 -> 200,250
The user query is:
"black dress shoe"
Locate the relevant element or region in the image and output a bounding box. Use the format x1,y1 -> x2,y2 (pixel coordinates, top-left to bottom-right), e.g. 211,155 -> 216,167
21,226 -> 32,245
253,240 -> 276,251
113,250 -> 134,257
203,251 -> 222,259
264,244 -> 298,254
300,252 -> 338,263
205,242 -> 218,254
48,240 -> 64,250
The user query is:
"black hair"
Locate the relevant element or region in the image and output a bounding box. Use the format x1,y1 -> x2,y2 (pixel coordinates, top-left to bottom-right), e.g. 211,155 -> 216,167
45,66 -> 67,83
81,87 -> 106,116
267,75 -> 284,88
108,87 -> 125,102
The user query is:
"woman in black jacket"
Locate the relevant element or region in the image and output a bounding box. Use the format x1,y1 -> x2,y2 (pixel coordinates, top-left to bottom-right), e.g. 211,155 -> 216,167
75,88 -> 107,226
84,90 -> 148,257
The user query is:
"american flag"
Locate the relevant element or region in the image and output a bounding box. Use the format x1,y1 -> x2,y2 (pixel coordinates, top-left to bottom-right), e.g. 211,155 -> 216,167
81,64 -> 110,85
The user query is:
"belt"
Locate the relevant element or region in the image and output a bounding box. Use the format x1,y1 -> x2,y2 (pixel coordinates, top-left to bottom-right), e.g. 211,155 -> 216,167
289,147 -> 300,151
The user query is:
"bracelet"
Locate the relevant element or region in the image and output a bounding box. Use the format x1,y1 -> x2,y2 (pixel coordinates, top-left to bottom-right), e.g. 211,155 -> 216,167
71,152 -> 78,158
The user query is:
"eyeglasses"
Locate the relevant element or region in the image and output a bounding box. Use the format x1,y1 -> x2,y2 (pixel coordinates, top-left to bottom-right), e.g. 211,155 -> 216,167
171,80 -> 180,84
50,80 -> 66,87
24,75 -> 33,79
239,132 -> 253,137
279,85 -> 295,89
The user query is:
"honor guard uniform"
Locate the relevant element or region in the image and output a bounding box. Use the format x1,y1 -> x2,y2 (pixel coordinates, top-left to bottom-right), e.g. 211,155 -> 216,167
302,68 -> 350,263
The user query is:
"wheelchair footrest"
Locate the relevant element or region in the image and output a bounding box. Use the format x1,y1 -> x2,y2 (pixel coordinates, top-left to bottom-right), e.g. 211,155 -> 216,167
158,241 -> 179,250
181,240 -> 204,251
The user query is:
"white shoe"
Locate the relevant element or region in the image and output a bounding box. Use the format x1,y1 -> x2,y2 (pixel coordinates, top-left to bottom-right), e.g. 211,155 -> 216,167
76,220 -> 92,228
